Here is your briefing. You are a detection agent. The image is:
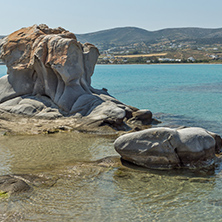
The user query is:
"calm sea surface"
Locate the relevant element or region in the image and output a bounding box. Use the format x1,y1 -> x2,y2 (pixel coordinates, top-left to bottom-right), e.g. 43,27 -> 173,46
1,64 -> 222,221
93,64 -> 222,135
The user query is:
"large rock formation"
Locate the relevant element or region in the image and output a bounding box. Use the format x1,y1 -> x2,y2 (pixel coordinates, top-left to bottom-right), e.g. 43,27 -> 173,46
0,24 -> 153,132
114,127 -> 222,169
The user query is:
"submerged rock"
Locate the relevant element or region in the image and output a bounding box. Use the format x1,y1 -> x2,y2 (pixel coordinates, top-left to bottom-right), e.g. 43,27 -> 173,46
0,174 -> 57,195
0,24 -> 154,133
0,175 -> 31,194
114,127 -> 222,169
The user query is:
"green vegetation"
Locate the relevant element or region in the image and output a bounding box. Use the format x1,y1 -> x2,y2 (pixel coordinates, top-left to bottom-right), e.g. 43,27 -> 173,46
0,190 -> 9,199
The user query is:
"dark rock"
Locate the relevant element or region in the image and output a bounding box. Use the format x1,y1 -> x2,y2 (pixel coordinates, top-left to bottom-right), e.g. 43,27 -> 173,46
114,127 -> 218,170
0,175 -> 31,194
128,109 -> 153,125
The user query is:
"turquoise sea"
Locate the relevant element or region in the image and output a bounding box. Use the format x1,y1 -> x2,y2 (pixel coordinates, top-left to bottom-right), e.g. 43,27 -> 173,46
1,64 -> 222,134
1,64 -> 222,221
93,64 -> 222,135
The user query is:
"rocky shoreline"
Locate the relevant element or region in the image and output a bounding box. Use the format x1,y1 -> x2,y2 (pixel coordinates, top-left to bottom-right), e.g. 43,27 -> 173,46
0,24 -> 157,135
0,110 -> 158,136
0,25 -> 222,197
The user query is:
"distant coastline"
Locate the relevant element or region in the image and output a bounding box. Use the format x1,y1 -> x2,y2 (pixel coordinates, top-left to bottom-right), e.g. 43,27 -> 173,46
96,62 -> 222,65
2,62 -> 221,66
1,61 -> 221,66
97,60 -> 222,65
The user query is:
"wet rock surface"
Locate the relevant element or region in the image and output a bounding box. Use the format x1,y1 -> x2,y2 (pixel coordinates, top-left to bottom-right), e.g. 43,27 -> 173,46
114,127 -> 222,169
0,157 -> 123,195
0,174 -> 58,195
0,175 -> 31,194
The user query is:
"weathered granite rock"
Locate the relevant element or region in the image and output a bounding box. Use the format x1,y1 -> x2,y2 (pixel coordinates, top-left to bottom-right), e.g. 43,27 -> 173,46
0,24 -> 154,131
128,109 -> 153,125
114,127 -> 221,169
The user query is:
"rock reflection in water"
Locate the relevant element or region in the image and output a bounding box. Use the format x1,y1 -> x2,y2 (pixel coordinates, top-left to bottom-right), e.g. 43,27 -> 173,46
0,132 -> 222,221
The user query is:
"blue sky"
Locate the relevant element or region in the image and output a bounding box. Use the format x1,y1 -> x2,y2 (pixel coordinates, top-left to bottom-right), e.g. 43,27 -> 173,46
1,0 -> 222,35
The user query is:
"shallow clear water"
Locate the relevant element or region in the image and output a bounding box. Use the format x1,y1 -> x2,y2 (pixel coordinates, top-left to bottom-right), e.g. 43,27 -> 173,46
1,132 -> 222,221
1,64 -> 222,221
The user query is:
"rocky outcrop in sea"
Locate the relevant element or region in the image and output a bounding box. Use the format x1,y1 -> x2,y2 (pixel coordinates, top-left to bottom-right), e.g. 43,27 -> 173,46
0,24 -> 154,134
0,24 -> 221,173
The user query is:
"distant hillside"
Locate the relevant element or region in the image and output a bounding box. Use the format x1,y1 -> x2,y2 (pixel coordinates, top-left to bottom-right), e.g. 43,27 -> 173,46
1,26 -> 222,47
0,36 -> 5,39
76,27 -> 154,45
76,27 -> 222,49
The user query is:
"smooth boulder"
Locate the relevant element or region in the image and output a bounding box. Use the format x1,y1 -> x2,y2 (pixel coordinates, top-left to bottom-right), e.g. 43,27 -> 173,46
114,127 -> 221,169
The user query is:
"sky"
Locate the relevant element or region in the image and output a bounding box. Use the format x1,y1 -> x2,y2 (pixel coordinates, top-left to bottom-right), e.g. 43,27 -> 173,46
1,0 -> 222,35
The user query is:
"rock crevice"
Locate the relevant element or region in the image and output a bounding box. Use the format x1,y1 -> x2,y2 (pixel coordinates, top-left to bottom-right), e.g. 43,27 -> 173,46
0,24 -> 153,130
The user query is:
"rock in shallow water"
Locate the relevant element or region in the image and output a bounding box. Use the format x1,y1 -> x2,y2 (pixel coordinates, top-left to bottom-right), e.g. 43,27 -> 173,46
0,175 -> 31,194
114,127 -> 221,169
0,24 -> 154,132
0,174 -> 58,195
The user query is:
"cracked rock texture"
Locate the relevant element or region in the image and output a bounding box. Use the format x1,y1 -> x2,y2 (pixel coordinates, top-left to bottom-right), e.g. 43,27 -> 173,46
0,24 -> 153,131
114,127 -> 222,169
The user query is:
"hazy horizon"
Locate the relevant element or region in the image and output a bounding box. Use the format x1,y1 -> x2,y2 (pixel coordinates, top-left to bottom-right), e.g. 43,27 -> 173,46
1,25 -> 222,36
76,26 -> 222,35
1,0 -> 222,35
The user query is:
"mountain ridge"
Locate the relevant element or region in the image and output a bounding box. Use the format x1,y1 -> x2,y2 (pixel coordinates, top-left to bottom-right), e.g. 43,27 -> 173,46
1,26 -> 222,51
76,26 -> 222,49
